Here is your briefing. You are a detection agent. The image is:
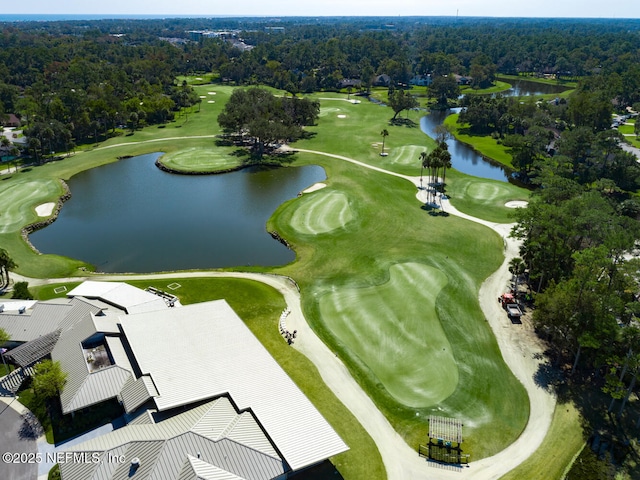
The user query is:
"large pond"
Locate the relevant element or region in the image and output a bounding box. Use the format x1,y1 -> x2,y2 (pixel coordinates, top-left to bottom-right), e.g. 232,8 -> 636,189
420,78 -> 571,182
30,153 -> 325,272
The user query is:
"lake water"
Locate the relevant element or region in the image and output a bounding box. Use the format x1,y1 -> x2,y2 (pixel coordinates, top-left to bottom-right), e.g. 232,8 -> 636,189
30,153 -> 325,272
420,78 -> 571,182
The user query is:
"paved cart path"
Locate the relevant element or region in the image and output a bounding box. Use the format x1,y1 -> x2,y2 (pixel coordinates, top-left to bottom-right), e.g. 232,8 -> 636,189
12,145 -> 555,480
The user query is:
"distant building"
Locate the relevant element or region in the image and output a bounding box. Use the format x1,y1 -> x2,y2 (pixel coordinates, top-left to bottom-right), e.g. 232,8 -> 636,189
1,114 -> 21,128
373,74 -> 391,87
409,74 -> 432,87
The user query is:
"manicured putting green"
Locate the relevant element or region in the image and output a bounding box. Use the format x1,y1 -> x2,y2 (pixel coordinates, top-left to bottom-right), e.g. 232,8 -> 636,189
290,190 -> 354,235
0,179 -> 61,233
158,147 -> 243,172
319,262 -> 457,407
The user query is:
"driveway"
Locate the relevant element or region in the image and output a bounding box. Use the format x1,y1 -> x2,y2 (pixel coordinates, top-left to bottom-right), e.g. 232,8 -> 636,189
0,397 -> 40,480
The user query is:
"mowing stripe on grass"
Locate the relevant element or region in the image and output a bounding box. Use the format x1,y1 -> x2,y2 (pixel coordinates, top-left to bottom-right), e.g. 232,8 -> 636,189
290,190 -> 354,235
319,262 -> 457,407
159,147 -> 243,172
0,179 -> 60,234
389,145 -> 426,167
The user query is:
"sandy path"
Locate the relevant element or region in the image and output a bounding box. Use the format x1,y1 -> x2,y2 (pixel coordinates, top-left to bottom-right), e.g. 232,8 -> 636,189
10,146 -> 555,480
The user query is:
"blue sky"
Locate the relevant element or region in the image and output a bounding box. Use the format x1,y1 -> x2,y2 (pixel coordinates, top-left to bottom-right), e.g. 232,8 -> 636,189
4,1 -> 639,19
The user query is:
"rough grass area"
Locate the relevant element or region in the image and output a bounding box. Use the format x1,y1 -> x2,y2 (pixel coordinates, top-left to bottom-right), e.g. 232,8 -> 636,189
290,190 -> 355,235
158,147 -> 243,173
319,262 -> 456,406
499,403 -> 584,480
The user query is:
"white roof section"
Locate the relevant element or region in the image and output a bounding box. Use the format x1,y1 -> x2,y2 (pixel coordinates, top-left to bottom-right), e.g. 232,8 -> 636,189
120,300 -> 348,471
68,281 -> 168,314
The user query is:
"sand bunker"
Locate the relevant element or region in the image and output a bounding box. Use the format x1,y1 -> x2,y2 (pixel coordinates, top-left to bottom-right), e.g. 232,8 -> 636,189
302,182 -> 327,194
337,114 -> 347,118
36,202 -> 55,217
195,77 -> 203,80
208,92 -> 217,95
199,95 -> 207,99
505,200 -> 529,208
207,100 -> 215,104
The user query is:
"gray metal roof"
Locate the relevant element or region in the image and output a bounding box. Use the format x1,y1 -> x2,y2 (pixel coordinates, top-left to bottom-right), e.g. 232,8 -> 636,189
120,376 -> 158,414
4,329 -> 61,367
178,455 -> 246,480
0,302 -> 72,342
51,314 -> 133,414
120,300 -> 348,471
63,398 -> 286,480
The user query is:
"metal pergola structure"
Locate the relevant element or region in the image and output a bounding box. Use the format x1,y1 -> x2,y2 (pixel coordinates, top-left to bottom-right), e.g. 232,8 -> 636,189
428,415 -> 463,444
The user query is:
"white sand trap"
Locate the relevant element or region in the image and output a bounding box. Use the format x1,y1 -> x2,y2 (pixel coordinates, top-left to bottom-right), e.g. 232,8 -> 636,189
195,77 -> 203,80
337,114 -> 347,118
350,99 -> 361,104
208,92 -> 217,95
302,182 -> 327,194
36,202 -> 55,217
207,100 -> 215,103
505,200 -> 529,208
199,95 -> 207,99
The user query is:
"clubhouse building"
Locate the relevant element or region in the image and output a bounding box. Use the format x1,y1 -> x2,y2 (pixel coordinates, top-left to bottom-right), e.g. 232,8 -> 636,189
0,281 -> 348,479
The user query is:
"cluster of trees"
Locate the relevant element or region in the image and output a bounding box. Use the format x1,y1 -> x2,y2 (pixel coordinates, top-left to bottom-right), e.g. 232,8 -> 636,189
419,141 -> 452,204
0,27 -> 204,159
217,87 -> 319,156
512,172 -> 640,411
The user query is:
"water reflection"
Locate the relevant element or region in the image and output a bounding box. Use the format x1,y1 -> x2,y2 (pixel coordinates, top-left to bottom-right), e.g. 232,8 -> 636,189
420,109 -> 509,182
420,79 -> 570,182
30,153 -> 326,272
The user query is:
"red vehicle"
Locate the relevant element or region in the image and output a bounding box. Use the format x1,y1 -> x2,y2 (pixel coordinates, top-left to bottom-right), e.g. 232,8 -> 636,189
499,293 -> 523,320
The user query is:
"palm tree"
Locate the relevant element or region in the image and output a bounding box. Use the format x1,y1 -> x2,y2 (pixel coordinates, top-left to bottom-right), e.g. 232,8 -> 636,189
0,248 -> 16,288
419,151 -> 429,189
438,144 -> 452,195
380,129 -> 389,155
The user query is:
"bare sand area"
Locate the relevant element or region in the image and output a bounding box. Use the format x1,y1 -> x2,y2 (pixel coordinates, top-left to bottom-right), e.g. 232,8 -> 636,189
35,202 -> 56,217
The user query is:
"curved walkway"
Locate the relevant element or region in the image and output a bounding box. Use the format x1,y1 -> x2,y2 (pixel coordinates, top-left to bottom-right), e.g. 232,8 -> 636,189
12,147 -> 555,480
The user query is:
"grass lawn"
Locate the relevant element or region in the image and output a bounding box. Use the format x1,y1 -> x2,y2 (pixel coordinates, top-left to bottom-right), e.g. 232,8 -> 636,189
444,113 -> 514,169
157,146 -> 245,173
4,84 -> 535,475
445,169 -> 530,223
269,153 -> 529,458
460,81 -> 512,95
499,402 -> 584,480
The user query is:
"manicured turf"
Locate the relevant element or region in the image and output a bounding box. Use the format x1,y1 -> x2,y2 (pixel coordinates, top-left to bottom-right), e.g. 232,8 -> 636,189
0,178 -> 62,234
460,81 -> 512,95
158,146 -> 243,172
319,262 -> 456,406
3,83 -> 533,470
290,189 -> 355,235
270,155 -> 529,458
